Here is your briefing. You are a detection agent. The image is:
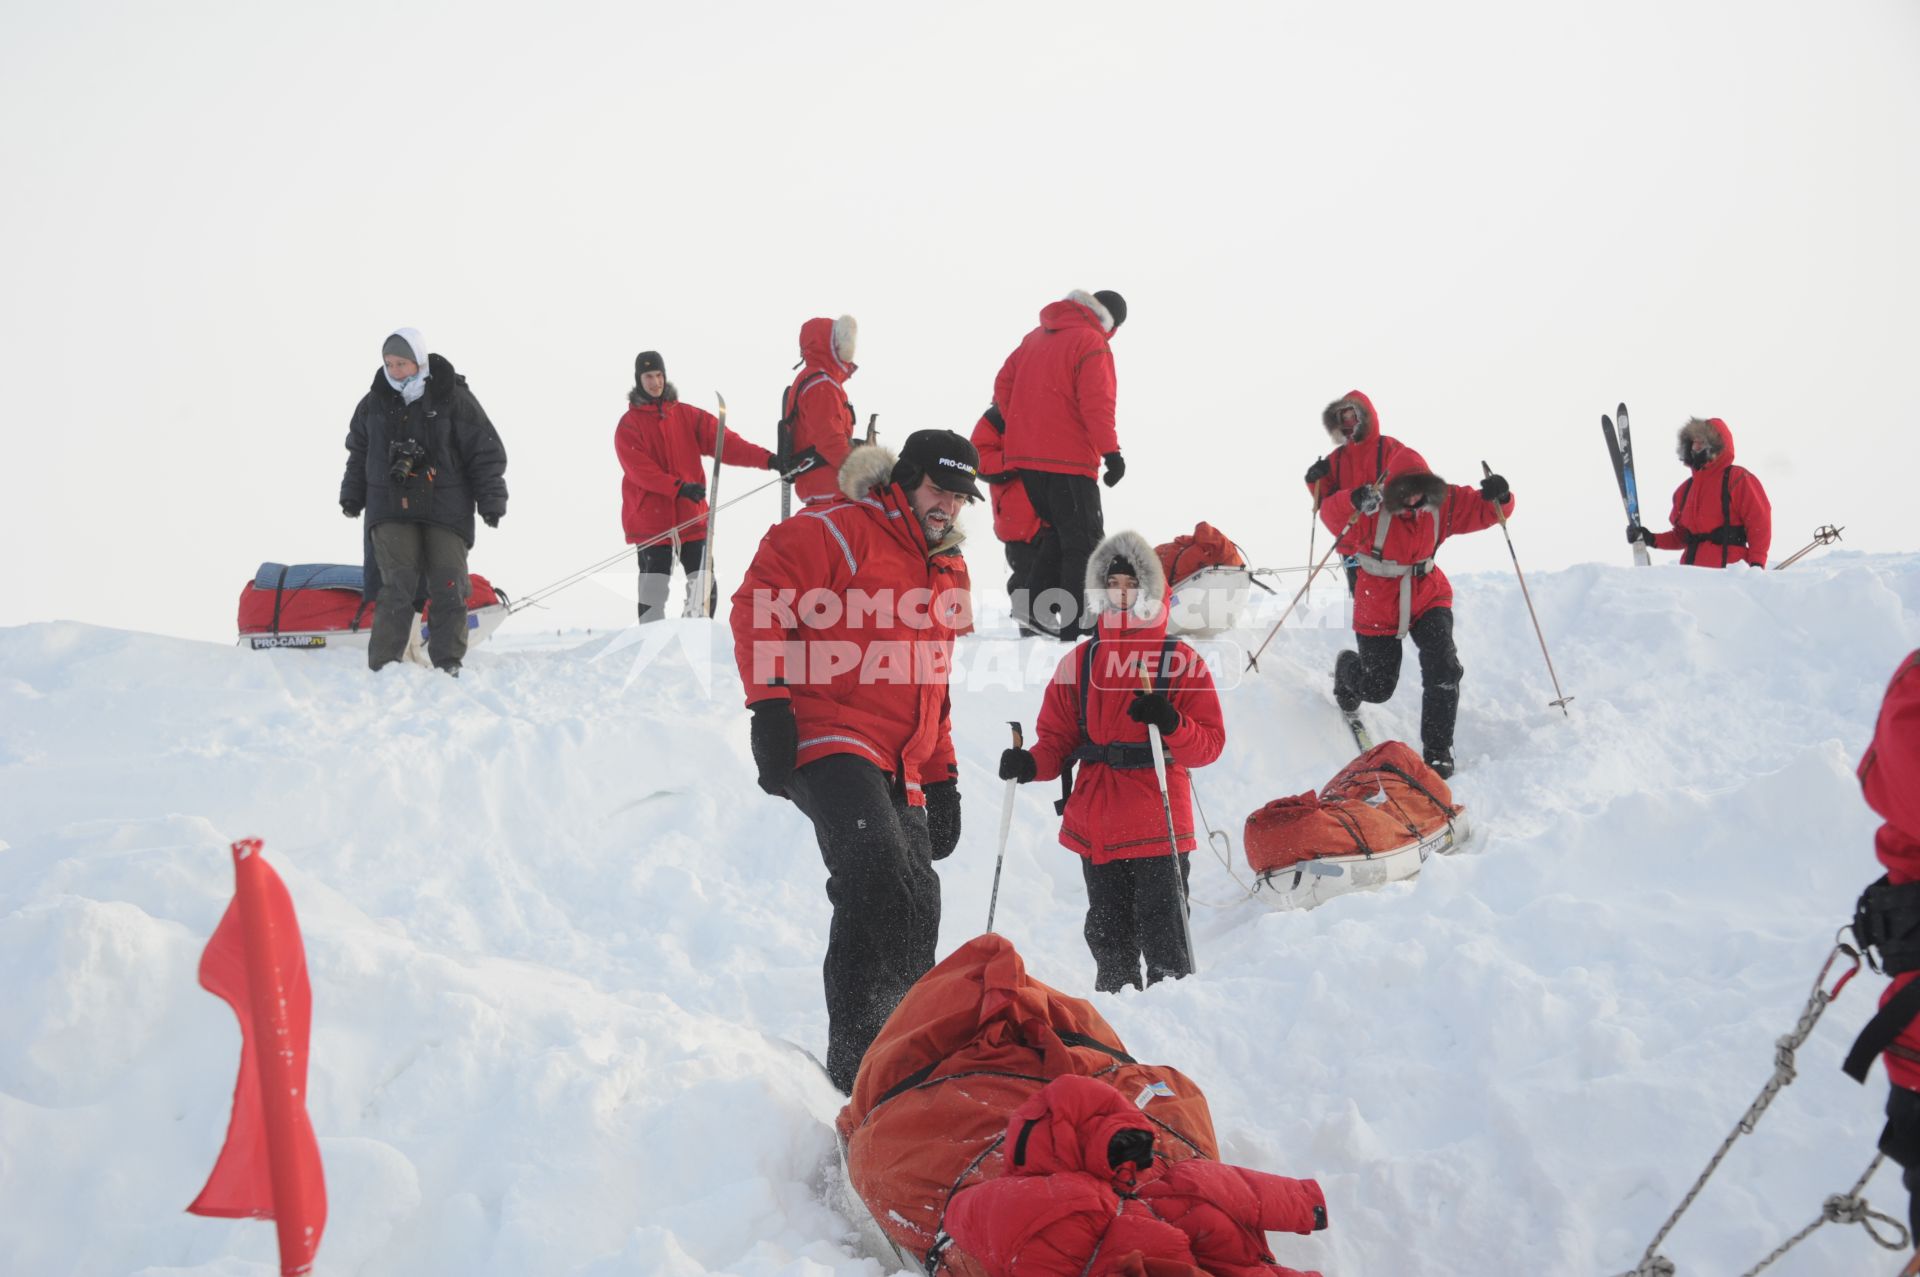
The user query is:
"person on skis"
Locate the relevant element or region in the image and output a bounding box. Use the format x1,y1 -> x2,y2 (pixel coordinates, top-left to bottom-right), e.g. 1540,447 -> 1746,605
1321,467 -> 1514,779
992,289 -> 1127,640
1841,651 -> 1920,1248
1625,416 -> 1773,567
779,315 -> 859,507
970,403 -> 1050,637
729,430 -> 977,1093
615,350 -> 779,623
997,530 -> 1225,992
1304,391 -> 1427,594
339,326 -> 508,675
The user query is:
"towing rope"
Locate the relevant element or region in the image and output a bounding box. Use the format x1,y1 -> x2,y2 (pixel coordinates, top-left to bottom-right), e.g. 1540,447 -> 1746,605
1611,941 -> 1909,1275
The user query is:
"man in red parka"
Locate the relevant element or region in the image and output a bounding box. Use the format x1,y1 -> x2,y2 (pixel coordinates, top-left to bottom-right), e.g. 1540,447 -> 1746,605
993,289 -> 1127,640
1843,652 -> 1920,1246
1321,468 -> 1514,779
615,350 -> 778,622
944,1074 -> 1328,1277
730,430 -> 977,1093
780,315 -> 859,506
998,530 -> 1225,992
1626,416 -> 1773,567
1305,391 -> 1428,594
970,403 -> 1051,637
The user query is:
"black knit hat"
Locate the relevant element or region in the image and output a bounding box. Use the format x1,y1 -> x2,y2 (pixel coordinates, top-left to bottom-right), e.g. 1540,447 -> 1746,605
1105,555 -> 1137,581
894,429 -> 983,500
382,333 -> 417,362
1094,289 -> 1127,332
634,350 -> 665,381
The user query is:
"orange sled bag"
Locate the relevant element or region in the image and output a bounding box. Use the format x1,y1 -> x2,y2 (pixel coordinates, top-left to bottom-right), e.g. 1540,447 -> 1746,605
1154,523 -> 1252,639
1244,741 -> 1467,909
836,933 -> 1219,1275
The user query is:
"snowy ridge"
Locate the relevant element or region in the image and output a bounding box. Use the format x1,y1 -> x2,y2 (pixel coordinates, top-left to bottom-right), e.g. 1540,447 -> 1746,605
2,553 -> 1917,1275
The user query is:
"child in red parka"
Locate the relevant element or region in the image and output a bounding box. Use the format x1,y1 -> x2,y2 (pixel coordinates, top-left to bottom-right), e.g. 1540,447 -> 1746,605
998,530 -> 1226,992
944,1074 -> 1327,1277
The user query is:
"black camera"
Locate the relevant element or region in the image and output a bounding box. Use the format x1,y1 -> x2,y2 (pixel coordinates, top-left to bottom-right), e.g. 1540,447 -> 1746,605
388,438 -> 429,483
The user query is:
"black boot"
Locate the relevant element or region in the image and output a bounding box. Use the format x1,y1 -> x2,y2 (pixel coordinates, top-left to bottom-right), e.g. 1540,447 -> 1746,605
1333,651 -> 1363,713
1423,747 -> 1454,779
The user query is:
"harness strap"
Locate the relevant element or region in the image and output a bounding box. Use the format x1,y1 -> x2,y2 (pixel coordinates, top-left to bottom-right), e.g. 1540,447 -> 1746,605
1354,506 -> 1439,637
1679,468 -> 1745,562
1057,633 -> 1179,810
1845,979 -> 1920,1083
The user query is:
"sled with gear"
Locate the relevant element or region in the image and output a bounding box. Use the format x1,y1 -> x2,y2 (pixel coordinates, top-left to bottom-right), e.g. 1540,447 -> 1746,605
1244,741 -> 1467,910
832,932 -> 1329,1276
1156,522 -> 1253,638
235,563 -> 508,663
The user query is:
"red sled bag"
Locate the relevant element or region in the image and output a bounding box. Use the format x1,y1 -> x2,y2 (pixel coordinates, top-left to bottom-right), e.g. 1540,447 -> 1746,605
1154,523 -> 1252,638
236,563 -> 506,657
1244,742 -> 1466,908
1153,522 -> 1246,588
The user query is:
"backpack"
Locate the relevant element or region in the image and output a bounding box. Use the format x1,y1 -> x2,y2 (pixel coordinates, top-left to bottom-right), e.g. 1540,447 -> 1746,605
1155,522 -> 1247,588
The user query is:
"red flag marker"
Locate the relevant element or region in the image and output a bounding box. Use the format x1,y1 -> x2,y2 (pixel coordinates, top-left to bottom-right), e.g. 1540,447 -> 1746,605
187,838 -> 326,1276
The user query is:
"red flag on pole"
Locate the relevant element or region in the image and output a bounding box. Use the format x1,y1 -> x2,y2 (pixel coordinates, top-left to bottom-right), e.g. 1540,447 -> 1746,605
187,838 -> 327,1276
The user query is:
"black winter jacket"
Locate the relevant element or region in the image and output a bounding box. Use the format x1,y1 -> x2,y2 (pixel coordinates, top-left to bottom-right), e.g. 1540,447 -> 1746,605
340,352 -> 508,548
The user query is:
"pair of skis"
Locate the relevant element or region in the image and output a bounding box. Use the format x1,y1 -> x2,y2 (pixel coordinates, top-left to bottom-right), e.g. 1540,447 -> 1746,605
1601,402 -> 1652,568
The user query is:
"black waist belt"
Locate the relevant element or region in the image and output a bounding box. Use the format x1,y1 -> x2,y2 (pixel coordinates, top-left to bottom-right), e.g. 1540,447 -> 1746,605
1684,525 -> 1747,548
1066,741 -> 1156,770
1843,876 -> 1920,1083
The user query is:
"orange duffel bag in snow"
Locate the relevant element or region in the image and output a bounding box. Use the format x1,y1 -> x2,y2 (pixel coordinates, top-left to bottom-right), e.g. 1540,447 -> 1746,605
1154,522 -> 1252,638
1244,741 -> 1468,910
836,933 -> 1220,1275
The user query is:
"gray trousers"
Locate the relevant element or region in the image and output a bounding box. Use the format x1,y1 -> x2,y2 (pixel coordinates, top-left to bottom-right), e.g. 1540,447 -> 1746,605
370,522 -> 470,669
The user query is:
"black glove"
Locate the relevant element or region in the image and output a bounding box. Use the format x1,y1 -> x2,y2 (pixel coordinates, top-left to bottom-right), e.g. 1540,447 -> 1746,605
1352,484 -> 1383,516
341,502 -> 362,518
1128,690 -> 1181,734
748,700 -> 798,796
998,747 -> 1037,783
1627,523 -> 1657,545
1107,1128 -> 1155,1172
1101,451 -> 1125,488
1304,457 -> 1331,485
781,445 -> 825,477
925,779 -> 961,860
677,481 -> 707,502
482,512 -> 501,528
764,454 -> 782,470
1479,473 -> 1510,503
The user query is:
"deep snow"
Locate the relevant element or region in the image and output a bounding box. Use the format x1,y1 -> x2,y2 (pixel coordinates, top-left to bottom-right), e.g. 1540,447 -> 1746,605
3,550 -> 1917,1276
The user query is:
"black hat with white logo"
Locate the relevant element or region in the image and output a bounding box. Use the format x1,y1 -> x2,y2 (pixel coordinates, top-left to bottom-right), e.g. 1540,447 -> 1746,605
895,429 -> 983,501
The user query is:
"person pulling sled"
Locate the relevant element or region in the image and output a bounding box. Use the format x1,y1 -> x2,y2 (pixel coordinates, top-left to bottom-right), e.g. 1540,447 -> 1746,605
998,530 -> 1224,992
1321,467 -> 1514,778
1304,390 -> 1426,595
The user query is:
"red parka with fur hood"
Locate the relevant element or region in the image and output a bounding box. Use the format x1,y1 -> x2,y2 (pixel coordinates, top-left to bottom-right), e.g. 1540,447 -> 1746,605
944,1075 -> 1327,1277
615,384 -> 774,544
994,291 -> 1121,480
1646,417 -> 1772,567
1321,472 -> 1513,638
1308,391 -> 1428,518
1865,653 -> 1920,1090
786,315 -> 859,504
1027,531 -> 1225,862
729,444 -> 969,805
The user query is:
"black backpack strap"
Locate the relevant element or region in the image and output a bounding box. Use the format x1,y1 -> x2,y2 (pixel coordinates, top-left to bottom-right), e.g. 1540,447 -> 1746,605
1845,978 -> 1920,1083
1677,476 -> 1699,564
1057,637 -> 1098,815
983,403 -> 1006,433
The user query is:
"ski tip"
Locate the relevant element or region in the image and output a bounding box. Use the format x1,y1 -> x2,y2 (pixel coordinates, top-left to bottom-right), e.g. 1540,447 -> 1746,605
1617,402 -> 1628,418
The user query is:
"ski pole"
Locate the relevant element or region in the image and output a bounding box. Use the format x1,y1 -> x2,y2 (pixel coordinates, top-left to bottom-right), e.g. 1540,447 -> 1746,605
1773,524 -> 1843,571
984,721 -> 1022,934
1245,510 -> 1360,672
1305,470 -> 1323,600
693,392 -> 728,618
1482,461 -> 1572,715
507,470 -> 792,615
1139,667 -> 1198,977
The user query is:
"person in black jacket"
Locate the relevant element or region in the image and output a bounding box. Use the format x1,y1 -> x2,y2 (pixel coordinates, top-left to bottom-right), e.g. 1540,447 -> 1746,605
339,328 -> 508,673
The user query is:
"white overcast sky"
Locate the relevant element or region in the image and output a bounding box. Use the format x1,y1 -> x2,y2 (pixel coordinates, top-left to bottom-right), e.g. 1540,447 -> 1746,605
2,1 -> 1915,640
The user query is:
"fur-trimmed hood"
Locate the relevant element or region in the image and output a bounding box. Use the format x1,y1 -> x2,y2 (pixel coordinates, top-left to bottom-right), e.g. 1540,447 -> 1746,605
1322,390 -> 1378,443
798,315 -> 858,380
1677,416 -> 1736,469
1040,290 -> 1118,336
838,443 -> 965,555
628,379 -> 679,407
1084,529 -> 1167,624
368,350 -> 464,404
1382,470 -> 1449,510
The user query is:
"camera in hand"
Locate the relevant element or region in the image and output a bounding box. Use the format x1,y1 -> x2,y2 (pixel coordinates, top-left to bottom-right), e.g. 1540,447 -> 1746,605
388,438 -> 430,483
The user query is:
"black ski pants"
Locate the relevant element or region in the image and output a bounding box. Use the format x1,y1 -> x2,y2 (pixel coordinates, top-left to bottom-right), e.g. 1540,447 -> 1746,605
369,521 -> 469,670
635,539 -> 710,624
787,753 -> 942,1093
1335,606 -> 1464,753
1019,471 -> 1105,639
1004,537 -> 1043,635
1081,852 -> 1193,993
